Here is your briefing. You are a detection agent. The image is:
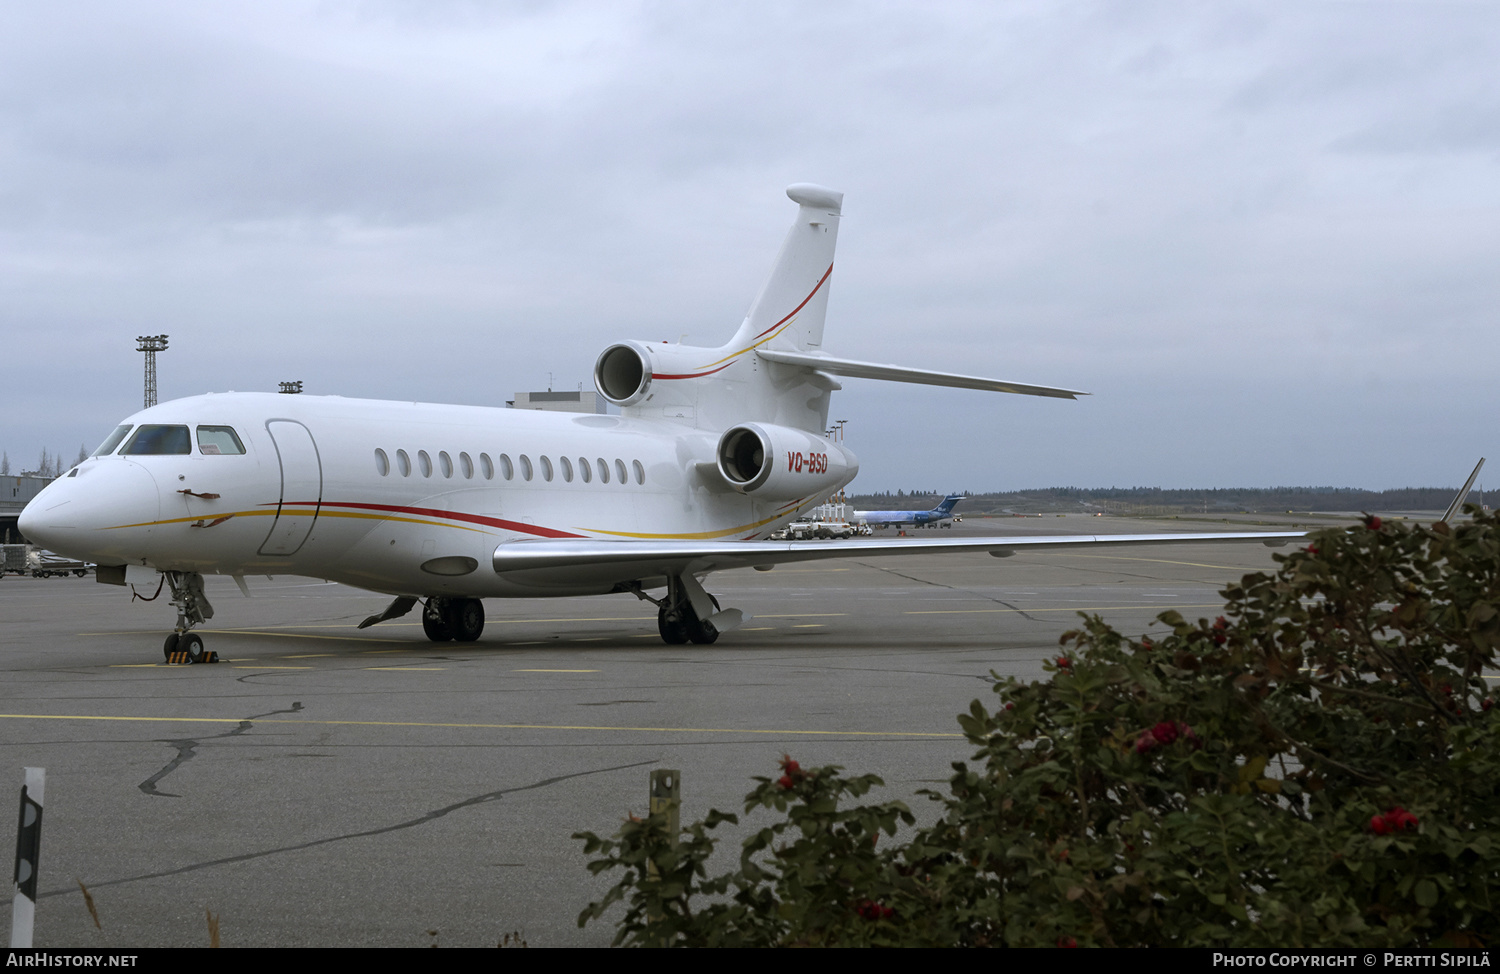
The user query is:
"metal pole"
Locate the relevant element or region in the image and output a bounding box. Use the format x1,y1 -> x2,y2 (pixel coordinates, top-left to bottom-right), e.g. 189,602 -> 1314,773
11,767 -> 44,948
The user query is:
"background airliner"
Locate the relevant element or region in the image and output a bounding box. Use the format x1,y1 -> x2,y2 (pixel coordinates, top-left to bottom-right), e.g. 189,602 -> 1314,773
19,184 -> 1301,661
856,493 -> 965,528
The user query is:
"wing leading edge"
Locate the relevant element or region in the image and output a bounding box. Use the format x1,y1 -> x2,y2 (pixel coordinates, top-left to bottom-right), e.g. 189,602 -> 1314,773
491,530 -> 1305,590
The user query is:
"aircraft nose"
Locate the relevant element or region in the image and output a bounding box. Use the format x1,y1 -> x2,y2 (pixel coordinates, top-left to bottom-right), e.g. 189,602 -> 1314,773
18,461 -> 161,562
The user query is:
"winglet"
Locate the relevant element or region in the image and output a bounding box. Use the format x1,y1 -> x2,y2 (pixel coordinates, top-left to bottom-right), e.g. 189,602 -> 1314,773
1441,458 -> 1486,523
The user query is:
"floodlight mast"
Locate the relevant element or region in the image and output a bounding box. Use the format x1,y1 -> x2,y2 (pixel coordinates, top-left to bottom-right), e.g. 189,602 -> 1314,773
136,335 -> 169,408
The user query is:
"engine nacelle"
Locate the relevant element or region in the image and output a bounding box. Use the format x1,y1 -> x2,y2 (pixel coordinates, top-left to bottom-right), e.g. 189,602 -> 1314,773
594,342 -> 654,407
715,423 -> 857,499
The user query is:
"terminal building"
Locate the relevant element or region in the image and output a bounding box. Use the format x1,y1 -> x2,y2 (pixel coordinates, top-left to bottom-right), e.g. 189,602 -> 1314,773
507,390 -> 607,414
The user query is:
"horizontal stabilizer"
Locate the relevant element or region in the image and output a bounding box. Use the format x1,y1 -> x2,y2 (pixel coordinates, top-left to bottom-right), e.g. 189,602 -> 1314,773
756,349 -> 1088,399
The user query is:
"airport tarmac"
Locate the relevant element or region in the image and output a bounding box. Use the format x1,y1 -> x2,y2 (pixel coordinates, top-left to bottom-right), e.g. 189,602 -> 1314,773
1,514 -> 1321,947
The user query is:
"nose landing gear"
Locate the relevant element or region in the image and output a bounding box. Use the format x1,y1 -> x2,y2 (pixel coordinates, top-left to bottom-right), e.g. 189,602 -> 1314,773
161,571 -> 218,663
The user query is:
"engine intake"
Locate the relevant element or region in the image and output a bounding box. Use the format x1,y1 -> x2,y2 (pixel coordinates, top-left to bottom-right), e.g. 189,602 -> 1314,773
715,423 -> 857,500
594,342 -> 653,407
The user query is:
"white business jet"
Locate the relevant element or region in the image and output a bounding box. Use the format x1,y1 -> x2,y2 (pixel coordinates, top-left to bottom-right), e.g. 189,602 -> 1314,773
19,184 -> 1301,661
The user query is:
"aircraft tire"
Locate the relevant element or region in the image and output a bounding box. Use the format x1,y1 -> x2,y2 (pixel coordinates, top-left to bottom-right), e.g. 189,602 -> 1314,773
181,632 -> 205,663
447,598 -> 485,642
422,600 -> 454,642
657,606 -> 690,644
163,633 -> 179,660
688,618 -> 719,645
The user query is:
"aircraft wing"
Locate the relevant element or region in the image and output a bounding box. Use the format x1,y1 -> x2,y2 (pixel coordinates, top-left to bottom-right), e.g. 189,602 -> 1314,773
491,530 -> 1305,590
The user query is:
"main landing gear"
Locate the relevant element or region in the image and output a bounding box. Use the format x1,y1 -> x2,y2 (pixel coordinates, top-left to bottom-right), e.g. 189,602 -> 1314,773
626,573 -> 736,645
421,597 -> 485,642
160,571 -> 217,664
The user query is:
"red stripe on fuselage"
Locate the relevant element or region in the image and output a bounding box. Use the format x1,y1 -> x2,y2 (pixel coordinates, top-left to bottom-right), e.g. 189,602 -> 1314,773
275,501 -> 585,539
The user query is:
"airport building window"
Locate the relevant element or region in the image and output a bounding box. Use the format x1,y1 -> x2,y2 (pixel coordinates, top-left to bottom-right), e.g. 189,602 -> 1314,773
615,459 -> 628,485
540,455 -> 554,482
122,425 -> 191,456
374,448 -> 390,476
598,458 -> 610,484
560,456 -> 573,483
459,452 -> 474,479
519,455 -> 532,481
93,425 -> 133,456
633,459 -> 645,485
480,453 -> 494,480
501,454 -> 516,480
195,426 -> 245,455
439,451 -> 454,478
396,449 -> 411,477
579,458 -> 592,483
418,450 -> 433,478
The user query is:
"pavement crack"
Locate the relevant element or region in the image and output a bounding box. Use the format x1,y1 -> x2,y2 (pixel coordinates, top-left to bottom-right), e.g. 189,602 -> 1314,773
854,561 -> 1042,622
56,758 -> 657,897
138,701 -> 304,798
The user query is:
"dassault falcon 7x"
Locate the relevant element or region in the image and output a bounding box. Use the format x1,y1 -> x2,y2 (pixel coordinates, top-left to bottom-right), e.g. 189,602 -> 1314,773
20,184 -> 1300,661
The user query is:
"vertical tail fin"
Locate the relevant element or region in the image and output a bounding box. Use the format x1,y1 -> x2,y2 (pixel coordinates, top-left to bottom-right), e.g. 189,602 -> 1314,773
731,184 -> 843,352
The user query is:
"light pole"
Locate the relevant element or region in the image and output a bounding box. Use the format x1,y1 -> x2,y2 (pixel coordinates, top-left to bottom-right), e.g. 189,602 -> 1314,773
136,335 -> 169,408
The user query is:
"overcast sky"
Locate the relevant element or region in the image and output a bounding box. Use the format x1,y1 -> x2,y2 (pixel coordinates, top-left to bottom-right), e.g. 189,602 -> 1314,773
4,1 -> 1497,491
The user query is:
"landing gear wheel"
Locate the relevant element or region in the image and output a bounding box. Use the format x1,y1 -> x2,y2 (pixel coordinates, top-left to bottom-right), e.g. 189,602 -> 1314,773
657,606 -> 690,645
180,632 -> 205,663
163,632 -> 180,660
687,617 -> 719,645
422,600 -> 454,642
446,598 -> 485,642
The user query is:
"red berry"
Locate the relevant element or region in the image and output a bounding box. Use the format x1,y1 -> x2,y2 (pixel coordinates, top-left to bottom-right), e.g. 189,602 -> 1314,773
1135,732 -> 1159,754
1370,814 -> 1389,835
1151,721 -> 1179,745
1056,657 -> 1071,669
1057,937 -> 1078,948
777,775 -> 794,790
1366,516 -> 1383,530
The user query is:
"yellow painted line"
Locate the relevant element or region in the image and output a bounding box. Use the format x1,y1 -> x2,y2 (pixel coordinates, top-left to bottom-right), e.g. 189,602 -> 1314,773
1035,553 -> 1266,571
742,627 -> 775,631
282,654 -> 334,659
515,669 -> 600,673
792,624 -> 824,628
906,603 -> 1223,615
0,713 -> 960,738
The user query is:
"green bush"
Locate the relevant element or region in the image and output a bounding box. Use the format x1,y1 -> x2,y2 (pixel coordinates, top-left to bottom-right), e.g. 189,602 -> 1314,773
576,511 -> 1500,946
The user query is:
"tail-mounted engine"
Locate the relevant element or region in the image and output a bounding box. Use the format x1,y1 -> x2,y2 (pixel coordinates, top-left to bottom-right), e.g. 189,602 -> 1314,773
715,423 -> 857,500
594,342 -> 654,407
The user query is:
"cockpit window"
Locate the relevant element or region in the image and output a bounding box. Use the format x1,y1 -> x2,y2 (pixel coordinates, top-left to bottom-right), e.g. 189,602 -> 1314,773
92,425 -> 133,456
196,426 -> 245,455
121,425 -> 191,455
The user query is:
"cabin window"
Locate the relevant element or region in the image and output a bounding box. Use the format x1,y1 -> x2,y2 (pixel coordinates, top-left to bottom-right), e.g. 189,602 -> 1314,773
597,458 -> 610,484
459,452 -> 474,479
93,425 -> 133,456
633,459 -> 645,485
374,449 -> 390,476
122,425 -> 191,456
579,458 -> 592,483
197,426 -> 245,455
519,454 -> 532,481
501,453 -> 516,480
479,453 -> 494,480
396,449 -> 411,476
418,450 -> 433,478
560,456 -> 573,482
439,451 -> 454,478
615,459 -> 628,485
540,455 -> 554,482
